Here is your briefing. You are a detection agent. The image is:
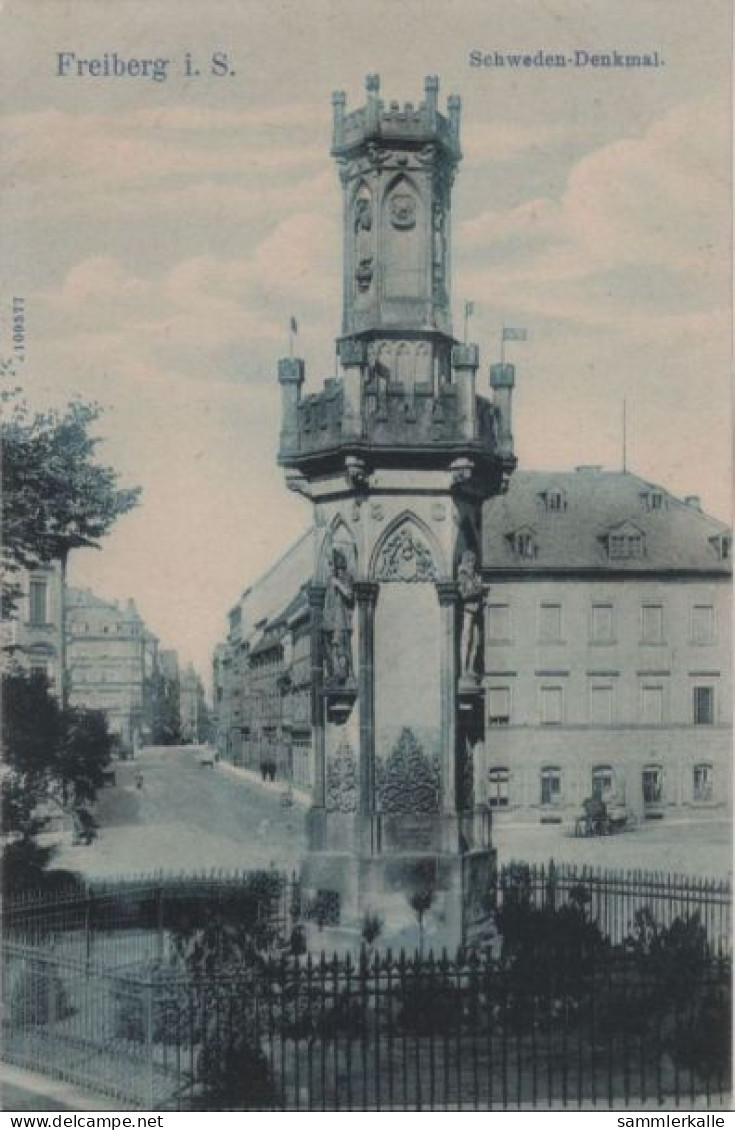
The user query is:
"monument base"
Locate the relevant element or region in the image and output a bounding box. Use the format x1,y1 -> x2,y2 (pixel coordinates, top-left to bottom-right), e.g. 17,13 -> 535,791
300,807 -> 496,953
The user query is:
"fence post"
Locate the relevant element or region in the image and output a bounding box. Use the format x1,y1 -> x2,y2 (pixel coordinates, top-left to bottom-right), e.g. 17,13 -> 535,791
146,979 -> 155,1110
85,892 -> 92,967
156,886 -> 164,963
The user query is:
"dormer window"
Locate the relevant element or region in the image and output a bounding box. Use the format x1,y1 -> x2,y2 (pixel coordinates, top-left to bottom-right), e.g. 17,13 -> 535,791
605,522 -> 645,560
508,527 -> 537,559
710,534 -> 731,561
539,486 -> 567,512
641,490 -> 665,511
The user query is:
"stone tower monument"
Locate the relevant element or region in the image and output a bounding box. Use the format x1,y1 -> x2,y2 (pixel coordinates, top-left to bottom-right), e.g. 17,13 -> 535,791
277,76 -> 516,947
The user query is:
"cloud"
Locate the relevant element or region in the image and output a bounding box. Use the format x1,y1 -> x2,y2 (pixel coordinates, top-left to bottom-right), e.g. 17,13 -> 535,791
457,97 -> 730,330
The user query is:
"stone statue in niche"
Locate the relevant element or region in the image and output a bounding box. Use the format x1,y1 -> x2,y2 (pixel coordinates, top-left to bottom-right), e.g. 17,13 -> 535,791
322,547 -> 355,684
354,195 -> 373,292
432,199 -> 446,298
457,549 -> 483,681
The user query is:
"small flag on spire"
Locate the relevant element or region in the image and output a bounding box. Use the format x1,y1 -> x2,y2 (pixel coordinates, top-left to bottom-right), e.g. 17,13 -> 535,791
465,301 -> 475,317
290,316 -> 298,335
502,326 -> 528,342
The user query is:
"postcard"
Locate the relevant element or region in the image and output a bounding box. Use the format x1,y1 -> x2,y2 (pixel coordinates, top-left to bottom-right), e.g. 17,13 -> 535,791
1,0 -> 731,1115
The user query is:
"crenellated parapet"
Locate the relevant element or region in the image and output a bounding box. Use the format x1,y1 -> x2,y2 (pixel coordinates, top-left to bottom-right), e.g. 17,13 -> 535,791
276,354 -> 513,491
332,74 -> 461,163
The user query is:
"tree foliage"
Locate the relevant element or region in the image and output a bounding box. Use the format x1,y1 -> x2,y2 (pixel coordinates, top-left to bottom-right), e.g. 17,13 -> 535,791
2,669 -> 115,891
1,388 -> 140,613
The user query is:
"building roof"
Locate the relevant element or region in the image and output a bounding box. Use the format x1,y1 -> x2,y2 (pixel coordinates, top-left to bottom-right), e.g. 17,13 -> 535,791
67,588 -> 144,619
482,469 -> 731,575
232,528 -> 313,644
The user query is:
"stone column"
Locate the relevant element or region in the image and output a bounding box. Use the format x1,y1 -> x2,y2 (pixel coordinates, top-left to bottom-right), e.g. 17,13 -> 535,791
436,581 -> 459,814
277,357 -> 305,457
489,362 -> 515,458
354,581 -> 379,814
452,343 -> 479,441
340,338 -> 365,440
307,583 -> 326,806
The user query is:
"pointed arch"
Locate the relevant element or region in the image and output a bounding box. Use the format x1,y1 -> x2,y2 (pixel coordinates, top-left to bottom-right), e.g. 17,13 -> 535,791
317,514 -> 358,582
369,510 -> 447,582
395,342 -> 414,389
381,173 -> 423,300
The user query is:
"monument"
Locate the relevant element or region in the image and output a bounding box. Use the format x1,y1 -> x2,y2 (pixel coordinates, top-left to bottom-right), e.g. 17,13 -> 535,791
277,76 -> 517,947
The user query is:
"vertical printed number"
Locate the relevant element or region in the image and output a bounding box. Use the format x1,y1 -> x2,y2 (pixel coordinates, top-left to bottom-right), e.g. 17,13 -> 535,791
12,297 -> 26,361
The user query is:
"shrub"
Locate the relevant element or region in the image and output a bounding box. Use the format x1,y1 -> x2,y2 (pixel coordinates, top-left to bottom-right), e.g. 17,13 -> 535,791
10,961 -> 75,1028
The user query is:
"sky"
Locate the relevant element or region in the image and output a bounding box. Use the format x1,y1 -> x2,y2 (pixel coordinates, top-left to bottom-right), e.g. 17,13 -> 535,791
1,0 -> 731,684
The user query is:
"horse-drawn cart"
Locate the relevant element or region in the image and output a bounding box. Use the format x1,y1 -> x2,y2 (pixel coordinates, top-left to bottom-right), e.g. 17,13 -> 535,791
574,796 -> 633,836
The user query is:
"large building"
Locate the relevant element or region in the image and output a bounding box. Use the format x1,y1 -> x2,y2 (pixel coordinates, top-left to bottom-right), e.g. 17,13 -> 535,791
66,588 -> 159,752
477,468 -> 732,822
213,532 -> 313,785
2,563 -> 65,697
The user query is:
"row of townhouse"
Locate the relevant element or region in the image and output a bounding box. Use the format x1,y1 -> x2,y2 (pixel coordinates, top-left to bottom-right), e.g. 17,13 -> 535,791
212,467 -> 731,823
5,566 -> 206,754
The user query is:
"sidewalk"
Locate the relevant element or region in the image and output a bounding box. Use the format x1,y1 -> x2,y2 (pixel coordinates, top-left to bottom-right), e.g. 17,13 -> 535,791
0,1064 -> 118,1112
215,756 -> 311,808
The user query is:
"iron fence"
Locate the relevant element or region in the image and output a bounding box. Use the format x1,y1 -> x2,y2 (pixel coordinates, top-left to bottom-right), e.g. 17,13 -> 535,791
2,869 -> 298,968
497,862 -> 732,957
1,940 -> 730,1111
4,863 -> 730,958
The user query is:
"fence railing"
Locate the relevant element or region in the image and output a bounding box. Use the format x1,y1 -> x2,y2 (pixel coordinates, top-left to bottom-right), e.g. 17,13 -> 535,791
3,862 -> 731,962
2,941 -> 730,1111
497,862 -> 732,957
2,869 -> 298,968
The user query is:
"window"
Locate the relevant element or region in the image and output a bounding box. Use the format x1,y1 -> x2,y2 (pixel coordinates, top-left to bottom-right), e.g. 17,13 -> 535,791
691,605 -> 715,644
589,684 -> 613,725
487,767 -> 509,808
592,765 -> 614,801
29,661 -> 48,679
540,488 -> 566,512
709,534 -> 731,560
487,604 -> 510,642
539,603 -> 562,642
693,686 -> 714,725
641,685 -> 664,724
693,763 -> 714,803
487,687 -> 511,726
541,766 -> 562,805
540,685 -> 563,725
607,529 -> 645,559
590,603 -> 614,643
29,579 -> 48,625
644,491 -> 664,511
641,604 -> 664,644
642,765 -> 663,805
514,531 -> 536,558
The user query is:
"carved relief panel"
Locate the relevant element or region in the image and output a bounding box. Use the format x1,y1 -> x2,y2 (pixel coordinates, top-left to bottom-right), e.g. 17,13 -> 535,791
382,176 -> 423,300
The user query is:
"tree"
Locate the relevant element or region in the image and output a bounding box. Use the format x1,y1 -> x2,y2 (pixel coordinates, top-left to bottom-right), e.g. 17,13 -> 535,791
1,388 -> 140,695
2,669 -> 115,891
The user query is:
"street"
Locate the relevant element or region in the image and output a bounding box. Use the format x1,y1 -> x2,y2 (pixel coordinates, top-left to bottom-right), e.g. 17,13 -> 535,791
52,745 -> 732,882
54,745 -> 307,879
